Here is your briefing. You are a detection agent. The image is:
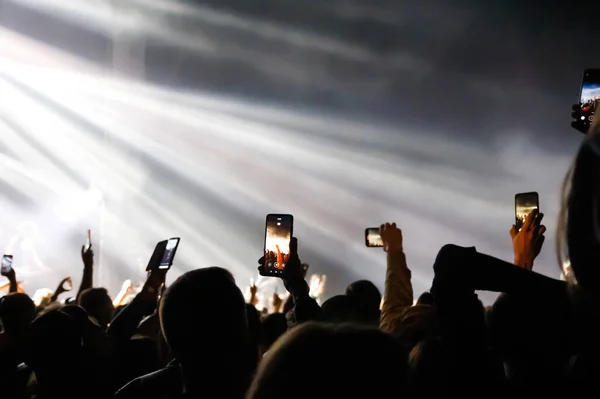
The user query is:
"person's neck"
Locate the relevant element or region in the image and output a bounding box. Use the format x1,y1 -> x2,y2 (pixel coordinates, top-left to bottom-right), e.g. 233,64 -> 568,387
179,362 -> 246,397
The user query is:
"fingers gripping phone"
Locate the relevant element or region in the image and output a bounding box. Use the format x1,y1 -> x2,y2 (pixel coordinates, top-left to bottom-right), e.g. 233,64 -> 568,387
572,69 -> 600,133
515,192 -> 539,231
146,238 -> 180,271
365,227 -> 383,247
1,255 -> 13,274
262,214 -> 293,277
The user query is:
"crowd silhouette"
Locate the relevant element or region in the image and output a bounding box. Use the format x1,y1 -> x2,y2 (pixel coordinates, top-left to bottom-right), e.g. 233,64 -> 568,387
1,110 -> 600,399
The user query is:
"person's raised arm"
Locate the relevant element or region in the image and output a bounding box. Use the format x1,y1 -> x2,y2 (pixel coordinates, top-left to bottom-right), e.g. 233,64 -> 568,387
76,245 -> 94,304
0,266 -> 18,294
248,282 -> 259,306
430,244 -> 565,342
50,277 -> 72,303
259,237 -> 321,327
2,267 -> 19,294
112,279 -> 134,308
107,269 -> 165,345
379,222 -> 414,334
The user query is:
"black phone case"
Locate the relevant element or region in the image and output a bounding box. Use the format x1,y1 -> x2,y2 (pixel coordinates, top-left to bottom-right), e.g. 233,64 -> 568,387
146,240 -> 167,271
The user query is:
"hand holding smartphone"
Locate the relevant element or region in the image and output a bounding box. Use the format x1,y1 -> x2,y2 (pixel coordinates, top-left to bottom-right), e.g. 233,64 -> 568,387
261,214 -> 294,277
146,237 -> 181,271
515,192 -> 539,231
365,227 -> 383,247
1,255 -> 13,275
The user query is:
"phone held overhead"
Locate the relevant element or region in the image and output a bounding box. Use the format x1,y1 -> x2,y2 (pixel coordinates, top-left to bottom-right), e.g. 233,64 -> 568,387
146,237 -> 181,271
572,69 -> 600,134
1,254 -> 13,274
261,214 -> 293,277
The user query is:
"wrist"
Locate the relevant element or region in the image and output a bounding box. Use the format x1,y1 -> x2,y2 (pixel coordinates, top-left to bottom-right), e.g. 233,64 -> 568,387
387,247 -> 404,255
514,256 -> 534,270
289,280 -> 309,299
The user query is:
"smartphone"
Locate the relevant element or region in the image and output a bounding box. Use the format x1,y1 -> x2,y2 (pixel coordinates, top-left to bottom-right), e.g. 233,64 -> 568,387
1,255 -> 13,274
515,192 -> 539,231
85,229 -> 91,251
573,69 -> 600,133
159,237 -> 180,270
146,240 -> 167,271
365,227 -> 383,247
262,214 -> 294,277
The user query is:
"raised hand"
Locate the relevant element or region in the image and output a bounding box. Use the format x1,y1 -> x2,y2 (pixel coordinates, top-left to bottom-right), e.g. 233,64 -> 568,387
272,292 -> 283,312
57,277 -> 72,294
510,209 -> 546,270
258,237 -> 307,296
380,223 -> 403,253
121,279 -> 134,294
81,244 -> 94,268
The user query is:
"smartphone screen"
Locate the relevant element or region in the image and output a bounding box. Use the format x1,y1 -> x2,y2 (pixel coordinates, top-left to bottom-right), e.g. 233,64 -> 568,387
159,237 -> 180,269
365,227 -> 383,247
1,255 -> 13,274
146,240 -> 167,271
515,192 -> 539,230
263,214 -> 293,276
576,69 -> 600,130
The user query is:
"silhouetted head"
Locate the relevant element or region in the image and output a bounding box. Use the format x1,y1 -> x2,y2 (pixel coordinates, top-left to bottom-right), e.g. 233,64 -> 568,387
408,338 -> 451,395
0,293 -> 35,335
261,313 -> 287,353
78,287 -> 114,327
488,293 -> 571,381
557,117 -> 600,293
409,337 -> 506,396
248,323 -> 407,399
321,295 -> 362,323
246,303 -> 262,353
345,280 -> 381,325
160,267 -> 254,372
26,309 -> 84,370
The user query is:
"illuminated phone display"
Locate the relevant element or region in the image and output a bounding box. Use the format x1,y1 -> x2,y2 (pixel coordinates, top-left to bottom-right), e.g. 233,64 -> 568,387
365,228 -> 383,247
263,214 -> 293,276
515,192 -> 539,230
159,238 -> 180,269
1,255 -> 13,274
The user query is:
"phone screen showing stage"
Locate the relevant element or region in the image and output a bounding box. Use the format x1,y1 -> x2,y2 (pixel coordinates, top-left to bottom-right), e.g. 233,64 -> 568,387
159,238 -> 180,269
1,255 -> 13,274
365,228 -> 383,247
264,214 -> 293,276
578,69 -> 600,127
515,192 -> 539,231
